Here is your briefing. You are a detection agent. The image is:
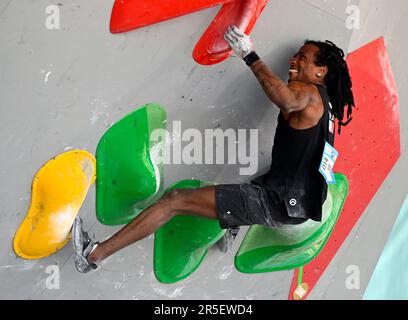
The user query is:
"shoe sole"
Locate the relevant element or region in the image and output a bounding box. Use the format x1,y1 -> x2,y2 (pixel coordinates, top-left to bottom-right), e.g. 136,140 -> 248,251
72,217 -> 84,256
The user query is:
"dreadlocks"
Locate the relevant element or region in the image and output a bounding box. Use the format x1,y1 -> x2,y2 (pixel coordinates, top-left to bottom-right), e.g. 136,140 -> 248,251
305,40 -> 355,135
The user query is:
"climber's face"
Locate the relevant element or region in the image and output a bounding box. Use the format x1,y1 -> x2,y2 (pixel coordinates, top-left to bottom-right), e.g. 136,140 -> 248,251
288,44 -> 327,85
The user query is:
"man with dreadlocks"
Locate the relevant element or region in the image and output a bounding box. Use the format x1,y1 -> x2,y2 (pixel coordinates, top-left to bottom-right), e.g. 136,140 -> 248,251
72,26 -> 355,273
221,25 -> 356,224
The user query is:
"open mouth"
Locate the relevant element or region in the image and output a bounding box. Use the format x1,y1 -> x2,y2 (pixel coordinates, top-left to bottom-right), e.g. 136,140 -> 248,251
289,69 -> 299,74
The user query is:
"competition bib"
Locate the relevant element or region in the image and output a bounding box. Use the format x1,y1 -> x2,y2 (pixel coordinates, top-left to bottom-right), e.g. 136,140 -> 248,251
319,141 -> 339,184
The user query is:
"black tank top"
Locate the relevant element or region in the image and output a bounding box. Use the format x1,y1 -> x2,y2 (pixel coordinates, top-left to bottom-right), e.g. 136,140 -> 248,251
252,84 -> 335,221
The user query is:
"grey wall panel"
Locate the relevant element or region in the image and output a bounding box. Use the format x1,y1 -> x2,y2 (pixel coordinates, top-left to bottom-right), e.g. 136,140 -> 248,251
0,0 -> 406,300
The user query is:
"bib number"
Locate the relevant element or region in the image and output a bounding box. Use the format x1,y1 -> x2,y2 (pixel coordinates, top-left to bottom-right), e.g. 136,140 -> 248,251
319,141 -> 338,184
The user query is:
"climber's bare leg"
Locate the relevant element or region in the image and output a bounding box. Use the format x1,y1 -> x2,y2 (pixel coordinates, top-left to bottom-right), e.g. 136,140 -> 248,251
88,187 -> 217,263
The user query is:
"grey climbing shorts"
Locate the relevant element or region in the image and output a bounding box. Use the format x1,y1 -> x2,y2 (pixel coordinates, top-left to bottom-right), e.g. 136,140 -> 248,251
215,183 -> 308,229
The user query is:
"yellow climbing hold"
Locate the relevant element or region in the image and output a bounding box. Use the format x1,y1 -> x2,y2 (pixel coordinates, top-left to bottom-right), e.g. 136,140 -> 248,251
293,283 -> 309,300
13,150 -> 96,260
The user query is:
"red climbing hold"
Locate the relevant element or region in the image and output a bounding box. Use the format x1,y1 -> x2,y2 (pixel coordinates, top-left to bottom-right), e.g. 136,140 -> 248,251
109,0 -> 268,65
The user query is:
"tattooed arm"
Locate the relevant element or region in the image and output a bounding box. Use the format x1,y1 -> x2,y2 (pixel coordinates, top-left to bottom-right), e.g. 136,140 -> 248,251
250,60 -> 311,113
224,25 -> 312,114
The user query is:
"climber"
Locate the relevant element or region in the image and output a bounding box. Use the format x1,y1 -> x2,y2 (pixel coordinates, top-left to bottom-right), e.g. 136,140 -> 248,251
73,25 -> 354,273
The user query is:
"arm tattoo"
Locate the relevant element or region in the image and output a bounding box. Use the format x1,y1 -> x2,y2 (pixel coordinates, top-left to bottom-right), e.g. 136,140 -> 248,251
250,60 -> 297,112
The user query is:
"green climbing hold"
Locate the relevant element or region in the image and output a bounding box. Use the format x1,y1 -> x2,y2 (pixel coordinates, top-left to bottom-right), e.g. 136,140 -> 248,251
235,173 -> 349,273
154,180 -> 225,284
96,104 -> 167,225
